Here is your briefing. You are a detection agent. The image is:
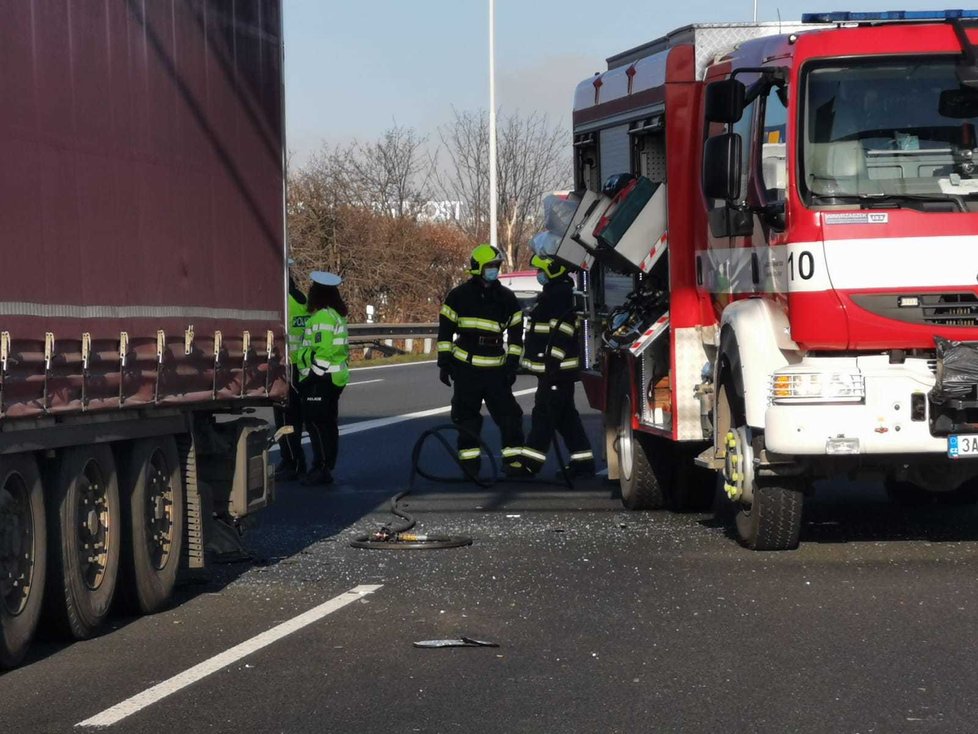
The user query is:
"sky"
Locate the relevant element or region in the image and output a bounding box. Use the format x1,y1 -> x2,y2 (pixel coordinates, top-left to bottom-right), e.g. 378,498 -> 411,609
283,0 -> 968,163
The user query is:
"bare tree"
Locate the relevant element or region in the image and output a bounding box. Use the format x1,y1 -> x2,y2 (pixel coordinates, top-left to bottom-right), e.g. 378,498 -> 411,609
438,109 -> 571,270
287,126 -> 468,324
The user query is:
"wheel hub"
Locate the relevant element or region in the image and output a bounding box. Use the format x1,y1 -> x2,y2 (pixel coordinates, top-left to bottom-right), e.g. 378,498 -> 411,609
146,455 -> 173,571
0,474 -> 33,615
722,425 -> 755,504
77,468 -> 109,590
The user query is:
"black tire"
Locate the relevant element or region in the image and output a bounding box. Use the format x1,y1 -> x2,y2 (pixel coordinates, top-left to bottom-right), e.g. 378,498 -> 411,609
43,445 -> 121,639
616,383 -> 667,510
119,437 -> 184,615
0,454 -> 46,669
717,377 -> 803,550
735,480 -> 804,550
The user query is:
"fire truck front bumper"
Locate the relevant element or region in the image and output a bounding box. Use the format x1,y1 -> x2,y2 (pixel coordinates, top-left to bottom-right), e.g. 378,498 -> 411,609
763,356 -> 947,456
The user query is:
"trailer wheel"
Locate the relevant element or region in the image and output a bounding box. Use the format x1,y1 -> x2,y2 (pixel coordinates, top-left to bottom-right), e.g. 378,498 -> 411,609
44,445 -> 120,639
617,385 -> 667,510
0,454 -> 46,669
119,437 -> 184,615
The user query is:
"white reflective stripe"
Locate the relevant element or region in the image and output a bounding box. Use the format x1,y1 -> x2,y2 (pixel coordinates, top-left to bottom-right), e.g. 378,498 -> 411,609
569,451 -> 593,461
522,447 -> 547,462
333,338 -> 348,345
507,344 -> 523,356
315,322 -> 336,332
457,317 -> 501,333
440,304 -> 458,322
313,358 -> 347,374
559,358 -> 579,369
501,447 -> 522,457
459,448 -> 481,460
437,341 -> 452,352
508,311 -> 523,327
550,347 -> 566,360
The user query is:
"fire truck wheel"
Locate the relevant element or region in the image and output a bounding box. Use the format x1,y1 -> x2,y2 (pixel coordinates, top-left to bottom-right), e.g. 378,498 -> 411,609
119,437 -> 184,615
0,454 -> 46,669
43,445 -> 121,639
735,480 -> 804,551
617,387 -> 667,510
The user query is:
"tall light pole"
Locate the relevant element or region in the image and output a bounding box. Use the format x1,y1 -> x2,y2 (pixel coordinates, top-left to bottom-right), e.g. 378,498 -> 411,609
488,0 -> 498,250
753,0 -> 758,22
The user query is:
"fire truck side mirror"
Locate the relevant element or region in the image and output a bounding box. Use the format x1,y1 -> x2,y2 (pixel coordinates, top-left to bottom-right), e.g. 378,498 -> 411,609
702,133 -> 742,202
939,87 -> 978,119
705,78 -> 746,124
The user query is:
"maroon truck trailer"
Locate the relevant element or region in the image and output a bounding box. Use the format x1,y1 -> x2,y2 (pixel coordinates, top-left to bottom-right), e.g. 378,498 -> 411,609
0,0 -> 287,667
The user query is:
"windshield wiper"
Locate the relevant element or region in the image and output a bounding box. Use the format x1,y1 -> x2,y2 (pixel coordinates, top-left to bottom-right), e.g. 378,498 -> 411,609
857,192 -> 964,211
811,192 -> 964,211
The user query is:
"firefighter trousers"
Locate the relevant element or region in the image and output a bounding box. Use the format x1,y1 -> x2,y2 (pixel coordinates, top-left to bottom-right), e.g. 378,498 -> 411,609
274,365 -> 306,470
301,377 -> 344,471
521,378 -> 593,473
450,363 -> 524,474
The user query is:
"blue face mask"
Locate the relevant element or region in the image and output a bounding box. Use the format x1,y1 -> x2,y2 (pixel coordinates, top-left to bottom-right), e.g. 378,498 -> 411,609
536,271 -> 549,286
483,267 -> 500,282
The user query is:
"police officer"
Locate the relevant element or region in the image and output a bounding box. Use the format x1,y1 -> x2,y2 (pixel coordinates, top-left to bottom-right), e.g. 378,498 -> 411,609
293,271 -> 349,486
517,255 -> 594,477
274,261 -> 309,481
437,244 -> 525,477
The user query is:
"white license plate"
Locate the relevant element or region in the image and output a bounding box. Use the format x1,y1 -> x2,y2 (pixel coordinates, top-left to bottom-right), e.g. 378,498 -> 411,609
948,435 -> 978,459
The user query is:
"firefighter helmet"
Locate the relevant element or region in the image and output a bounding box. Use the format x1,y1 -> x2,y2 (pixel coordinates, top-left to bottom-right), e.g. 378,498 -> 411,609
531,254 -> 568,280
469,244 -> 503,276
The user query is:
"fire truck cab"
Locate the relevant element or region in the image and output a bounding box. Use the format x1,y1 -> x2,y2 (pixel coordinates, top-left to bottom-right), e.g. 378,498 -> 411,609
561,11 -> 978,549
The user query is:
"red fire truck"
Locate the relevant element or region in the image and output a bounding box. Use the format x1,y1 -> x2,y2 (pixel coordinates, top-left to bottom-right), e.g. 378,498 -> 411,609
554,11 -> 978,549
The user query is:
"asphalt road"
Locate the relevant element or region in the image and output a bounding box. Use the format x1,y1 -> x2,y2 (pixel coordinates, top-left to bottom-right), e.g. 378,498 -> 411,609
5,361 -> 978,732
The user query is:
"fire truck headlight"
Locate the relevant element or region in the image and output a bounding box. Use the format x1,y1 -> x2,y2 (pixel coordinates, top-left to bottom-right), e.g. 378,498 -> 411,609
770,372 -> 865,404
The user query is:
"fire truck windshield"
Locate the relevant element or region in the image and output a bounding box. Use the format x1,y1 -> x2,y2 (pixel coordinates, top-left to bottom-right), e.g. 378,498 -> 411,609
801,58 -> 978,209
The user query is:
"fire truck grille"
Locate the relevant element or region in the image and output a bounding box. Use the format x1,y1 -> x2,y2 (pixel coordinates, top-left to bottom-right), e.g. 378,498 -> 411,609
851,293 -> 978,327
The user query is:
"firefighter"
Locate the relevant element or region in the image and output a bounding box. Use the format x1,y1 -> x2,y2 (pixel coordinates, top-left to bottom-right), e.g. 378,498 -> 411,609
437,244 -> 525,477
274,260 -> 310,481
517,255 -> 594,477
293,271 -> 349,486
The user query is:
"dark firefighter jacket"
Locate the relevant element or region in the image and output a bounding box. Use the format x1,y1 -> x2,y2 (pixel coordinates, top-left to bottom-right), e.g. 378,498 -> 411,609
437,278 -> 524,368
520,277 -> 580,378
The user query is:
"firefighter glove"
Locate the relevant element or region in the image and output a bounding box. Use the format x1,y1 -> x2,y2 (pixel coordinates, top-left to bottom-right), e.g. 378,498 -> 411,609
439,366 -> 453,387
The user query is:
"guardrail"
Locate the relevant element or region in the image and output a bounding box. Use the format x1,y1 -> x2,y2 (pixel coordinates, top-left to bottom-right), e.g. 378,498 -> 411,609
348,323 -> 438,355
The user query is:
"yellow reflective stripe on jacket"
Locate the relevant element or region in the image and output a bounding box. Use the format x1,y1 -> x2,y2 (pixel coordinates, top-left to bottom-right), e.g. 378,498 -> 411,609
521,446 -> 547,462
508,311 -> 523,327
457,317 -> 501,333
520,358 -> 545,373
569,451 -> 594,461
459,448 -> 481,460
557,321 -> 575,336
440,304 -> 458,322
507,344 -> 523,357
501,447 -> 522,458
559,358 -> 579,370
550,346 -> 566,360
452,345 -> 505,367
437,341 -> 452,353
531,323 -> 551,334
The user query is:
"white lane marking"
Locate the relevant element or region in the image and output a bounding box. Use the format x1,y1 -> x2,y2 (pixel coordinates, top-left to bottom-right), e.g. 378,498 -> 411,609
351,359 -> 436,372
75,585 -> 382,728
346,379 -> 383,386
337,387 -> 537,437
